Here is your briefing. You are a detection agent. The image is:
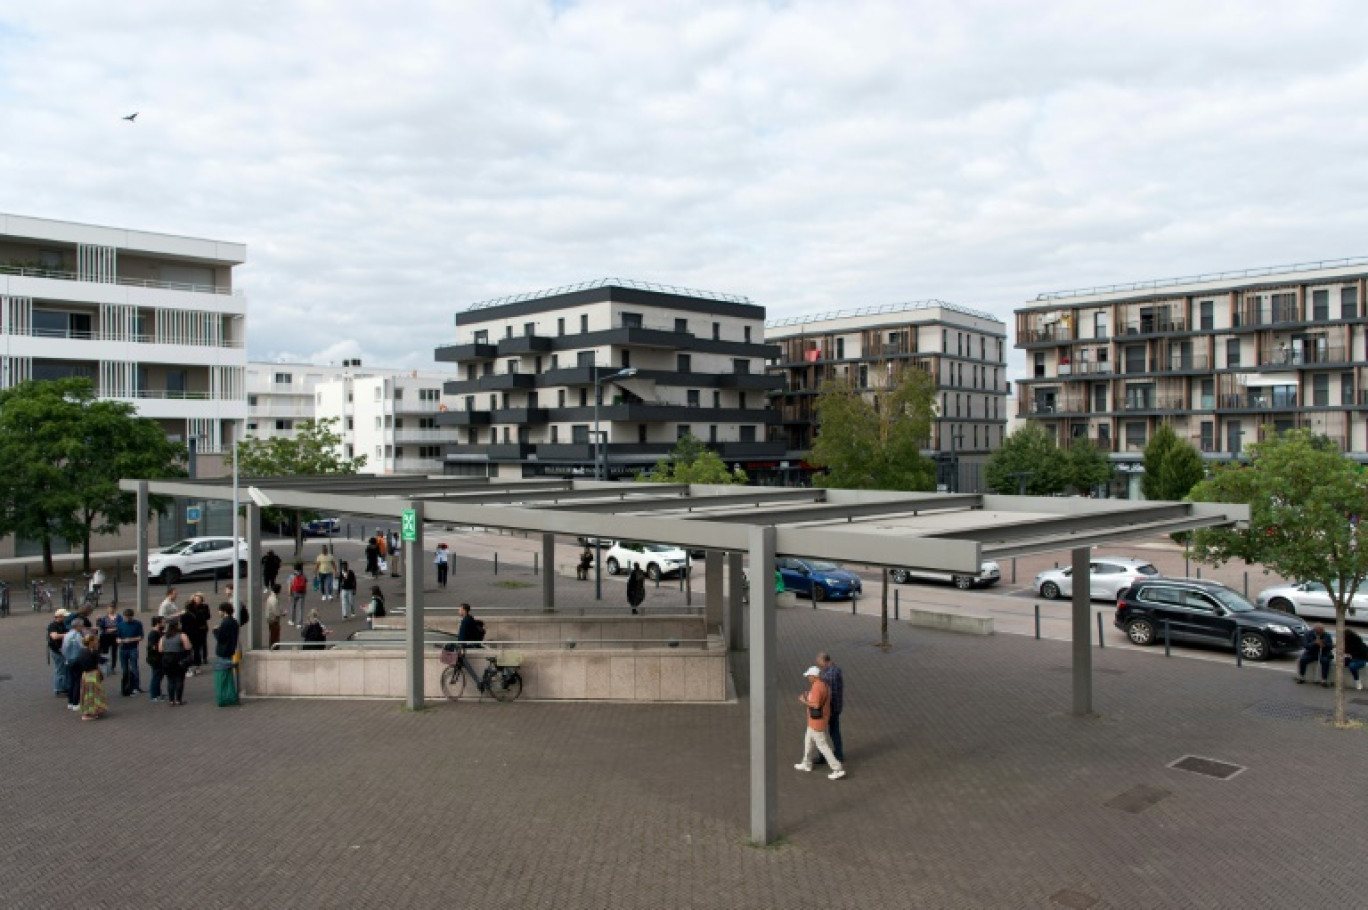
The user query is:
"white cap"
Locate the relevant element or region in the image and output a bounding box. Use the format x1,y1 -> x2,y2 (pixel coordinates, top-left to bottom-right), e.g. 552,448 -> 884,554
804,666 -> 820,677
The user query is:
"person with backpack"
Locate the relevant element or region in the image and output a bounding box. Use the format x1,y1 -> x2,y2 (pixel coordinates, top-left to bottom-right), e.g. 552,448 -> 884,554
62,623 -> 87,709
364,586 -> 386,630
288,563 -> 308,626
455,602 -> 487,691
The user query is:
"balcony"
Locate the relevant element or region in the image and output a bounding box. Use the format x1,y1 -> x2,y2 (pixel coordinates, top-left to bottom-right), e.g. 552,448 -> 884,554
475,373 -> 537,391
1218,392 -> 1299,411
1121,397 -> 1185,413
715,373 -> 783,390
391,457 -> 445,474
1019,326 -> 1074,345
434,342 -> 498,363
1121,316 -> 1186,336
495,334 -> 554,355
434,410 -> 491,426
0,262 -> 239,296
715,440 -> 787,459
393,428 -> 450,443
491,407 -> 550,424
1162,354 -> 1210,372
1260,345 -> 1349,367
1023,398 -> 1087,416
7,325 -> 244,349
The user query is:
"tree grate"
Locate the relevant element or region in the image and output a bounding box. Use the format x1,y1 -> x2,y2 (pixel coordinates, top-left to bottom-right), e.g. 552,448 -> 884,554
1104,784 -> 1170,814
1168,755 -> 1245,780
1245,699 -> 1368,724
1049,889 -> 1099,908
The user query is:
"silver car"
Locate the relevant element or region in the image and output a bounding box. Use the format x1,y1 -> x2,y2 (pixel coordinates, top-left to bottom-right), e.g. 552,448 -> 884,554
1255,581 -> 1367,622
889,561 -> 1001,590
1033,556 -> 1159,601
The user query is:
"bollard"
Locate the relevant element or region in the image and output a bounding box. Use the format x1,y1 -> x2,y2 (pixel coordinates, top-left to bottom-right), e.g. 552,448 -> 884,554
494,553 -> 498,576
1235,631 -> 1243,668
213,572 -> 219,594
850,599 -> 856,615
112,578 -> 119,605
1034,603 -> 1041,640
1096,612 -> 1104,649
1243,571 -> 1248,598
894,589 -> 900,621
1163,620 -> 1171,657
533,553 -> 538,576
1196,567 -> 1202,579
1184,556 -> 1189,577
811,586 -> 817,609
1011,558 -> 1016,584
23,565 -> 29,588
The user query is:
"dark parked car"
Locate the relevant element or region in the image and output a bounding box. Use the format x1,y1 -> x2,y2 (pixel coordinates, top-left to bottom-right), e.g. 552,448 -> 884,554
776,557 -> 862,602
303,518 -> 342,537
1114,578 -> 1309,661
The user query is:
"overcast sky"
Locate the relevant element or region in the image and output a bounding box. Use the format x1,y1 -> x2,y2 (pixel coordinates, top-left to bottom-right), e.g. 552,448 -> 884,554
2,0 -> 1365,379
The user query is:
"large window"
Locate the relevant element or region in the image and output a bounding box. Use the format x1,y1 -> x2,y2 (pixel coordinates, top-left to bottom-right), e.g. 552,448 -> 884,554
1199,300 -> 1214,331
1343,287 -> 1359,319
32,309 -> 92,339
1313,374 -> 1330,407
1313,289 -> 1330,321
1226,339 -> 1241,368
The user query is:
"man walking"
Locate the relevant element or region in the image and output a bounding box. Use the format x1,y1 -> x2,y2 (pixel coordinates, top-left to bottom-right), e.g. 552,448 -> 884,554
456,603 -> 485,691
795,665 -> 845,780
816,651 -> 845,764
116,608 -> 144,696
261,549 -> 282,592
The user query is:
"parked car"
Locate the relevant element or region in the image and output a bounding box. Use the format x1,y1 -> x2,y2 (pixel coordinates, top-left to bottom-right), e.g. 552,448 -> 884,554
303,518 -> 342,537
777,556 -> 862,602
1256,581 -> 1367,622
890,560 -> 1001,590
604,541 -> 689,580
1115,577 -> 1309,661
1034,556 -> 1159,601
146,537 -> 249,585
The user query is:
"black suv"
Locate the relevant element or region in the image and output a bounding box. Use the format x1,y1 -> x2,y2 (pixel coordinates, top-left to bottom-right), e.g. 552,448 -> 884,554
1115,578 -> 1309,661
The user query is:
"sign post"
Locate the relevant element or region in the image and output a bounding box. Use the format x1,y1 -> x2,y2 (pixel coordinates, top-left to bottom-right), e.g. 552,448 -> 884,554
401,509 -> 417,542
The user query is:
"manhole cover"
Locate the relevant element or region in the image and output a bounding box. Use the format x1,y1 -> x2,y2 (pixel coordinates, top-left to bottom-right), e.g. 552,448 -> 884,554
1104,784 -> 1170,814
1049,889 -> 1098,909
1169,755 -> 1246,780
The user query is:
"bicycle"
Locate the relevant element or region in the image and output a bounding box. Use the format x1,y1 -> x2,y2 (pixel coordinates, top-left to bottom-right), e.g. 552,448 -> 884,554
439,646 -> 523,702
32,580 -> 54,612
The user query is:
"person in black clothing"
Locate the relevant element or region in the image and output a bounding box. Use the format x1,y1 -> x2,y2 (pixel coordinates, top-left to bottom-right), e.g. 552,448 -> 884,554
48,610 -> 70,695
214,603 -> 240,660
179,598 -> 205,676
364,538 -> 380,578
626,565 -> 647,615
261,549 -> 282,592
1297,624 -> 1335,688
455,603 -> 484,690
1343,627 -> 1368,691
146,616 -> 166,702
301,610 -> 329,651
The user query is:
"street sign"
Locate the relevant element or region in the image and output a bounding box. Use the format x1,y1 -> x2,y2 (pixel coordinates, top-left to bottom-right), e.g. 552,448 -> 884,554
187,506 -> 202,524
401,509 -> 417,542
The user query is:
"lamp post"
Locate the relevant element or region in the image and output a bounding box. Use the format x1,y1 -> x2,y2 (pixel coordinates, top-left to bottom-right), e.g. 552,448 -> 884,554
593,366 -> 638,481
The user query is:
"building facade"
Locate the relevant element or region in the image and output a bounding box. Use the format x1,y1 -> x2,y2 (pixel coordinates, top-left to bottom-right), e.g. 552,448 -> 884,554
1015,257 -> 1368,497
434,279 -> 784,479
765,301 -> 1009,491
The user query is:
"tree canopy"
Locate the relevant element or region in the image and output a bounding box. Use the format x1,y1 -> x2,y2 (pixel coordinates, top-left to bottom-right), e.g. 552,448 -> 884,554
1189,428 -> 1368,726
806,368 -> 937,491
231,417 -> 365,476
0,378 -> 185,572
637,433 -> 747,484
1141,422 -> 1206,501
985,424 -> 1111,496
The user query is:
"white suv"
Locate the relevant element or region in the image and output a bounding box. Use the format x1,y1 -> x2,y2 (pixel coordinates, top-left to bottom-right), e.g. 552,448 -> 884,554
603,541 -> 689,580
147,537 -> 249,584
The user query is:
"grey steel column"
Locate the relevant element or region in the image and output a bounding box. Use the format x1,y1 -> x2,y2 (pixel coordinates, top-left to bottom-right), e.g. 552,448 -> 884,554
405,501 -> 426,710
1071,545 -> 1092,717
136,482 -> 149,614
727,551 -> 745,652
704,551 -> 723,633
245,502 -> 262,652
542,533 -> 555,612
748,525 -> 777,845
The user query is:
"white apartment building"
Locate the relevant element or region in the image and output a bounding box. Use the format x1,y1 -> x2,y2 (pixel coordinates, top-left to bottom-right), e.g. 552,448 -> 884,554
246,359 -> 360,441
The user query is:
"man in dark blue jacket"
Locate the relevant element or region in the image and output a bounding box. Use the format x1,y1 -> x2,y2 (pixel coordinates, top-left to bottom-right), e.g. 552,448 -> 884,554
456,603 -> 484,691
1297,624 -> 1334,688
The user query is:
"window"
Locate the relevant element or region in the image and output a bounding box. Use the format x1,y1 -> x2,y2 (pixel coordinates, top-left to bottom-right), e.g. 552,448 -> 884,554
1094,313 -> 1108,339
739,426 -> 756,442
1200,300 -> 1214,331
579,389 -> 587,407
557,317 -> 566,336
346,417 -> 353,430
246,422 -> 258,431
419,417 -> 436,429
524,322 -> 535,336
713,390 -> 720,408
1199,421 -> 1214,452
677,425 -> 691,440
709,425 -> 718,443
375,417 -> 382,430
504,325 -> 513,338
744,326 -> 752,343
687,389 -> 700,408
712,322 -> 720,340
1033,353 -> 1045,378
858,365 -> 868,387
622,312 -> 643,329
551,426 -> 560,443
1313,290 -> 1330,321
419,388 -> 440,402
558,390 -> 566,408
420,445 -> 442,458
551,354 -> 559,370
507,359 -> 519,374
677,354 -> 692,372
1093,385 -> 1107,412
1226,339 -> 1241,368
1343,287 -> 1359,319
247,394 -> 258,406
275,419 -> 293,431
674,318 -> 688,333
473,330 -> 488,345
1343,373 -> 1356,406
1314,374 -> 1329,407
489,394 -> 497,410
738,392 -> 747,408
1200,379 -> 1214,409
576,351 -> 594,367
1125,422 -> 1146,449
836,338 -> 845,359
732,358 -> 750,374
467,428 -> 478,445
580,314 -> 589,333
620,350 -> 631,368
273,372 -> 292,385
465,396 -> 474,411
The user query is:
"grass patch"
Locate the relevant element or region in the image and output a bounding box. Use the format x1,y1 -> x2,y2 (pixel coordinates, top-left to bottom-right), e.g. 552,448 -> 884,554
492,580 -> 536,590
744,834 -> 793,851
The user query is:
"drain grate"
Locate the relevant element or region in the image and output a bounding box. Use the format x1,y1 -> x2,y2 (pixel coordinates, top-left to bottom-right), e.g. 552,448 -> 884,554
1169,755 -> 1245,780
1104,784 -> 1170,814
1049,889 -> 1098,909
1246,700 -> 1368,724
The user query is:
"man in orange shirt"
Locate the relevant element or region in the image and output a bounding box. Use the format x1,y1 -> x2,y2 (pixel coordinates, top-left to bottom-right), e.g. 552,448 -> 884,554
795,665 -> 846,780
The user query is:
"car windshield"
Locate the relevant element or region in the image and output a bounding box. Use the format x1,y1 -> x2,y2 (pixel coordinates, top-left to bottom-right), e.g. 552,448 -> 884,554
1135,564 -> 1159,575
643,544 -> 679,553
804,560 -> 839,571
1210,588 -> 1256,612
162,540 -> 197,554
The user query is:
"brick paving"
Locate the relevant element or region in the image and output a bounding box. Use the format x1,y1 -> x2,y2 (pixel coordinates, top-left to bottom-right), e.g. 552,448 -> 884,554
2,545 -> 1367,909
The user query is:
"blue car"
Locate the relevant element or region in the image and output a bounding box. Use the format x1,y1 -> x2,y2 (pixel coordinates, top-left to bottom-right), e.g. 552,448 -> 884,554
777,557 -> 862,602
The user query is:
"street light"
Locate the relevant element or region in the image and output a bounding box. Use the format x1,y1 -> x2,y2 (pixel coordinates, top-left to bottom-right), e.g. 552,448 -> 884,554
593,366 -> 638,481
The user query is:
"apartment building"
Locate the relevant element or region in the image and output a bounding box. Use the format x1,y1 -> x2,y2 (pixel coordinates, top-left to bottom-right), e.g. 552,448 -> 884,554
434,279 -> 783,479
765,301 -> 1009,491
0,212 -> 247,551
316,370 -> 451,475
245,361 -> 351,441
1015,256 -> 1368,498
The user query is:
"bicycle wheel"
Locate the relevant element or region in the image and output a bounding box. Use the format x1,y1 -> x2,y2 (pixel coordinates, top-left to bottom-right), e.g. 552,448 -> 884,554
439,665 -> 467,701
487,668 -> 523,702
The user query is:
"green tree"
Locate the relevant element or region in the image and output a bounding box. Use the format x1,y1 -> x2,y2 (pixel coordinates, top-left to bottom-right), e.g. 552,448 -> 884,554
985,424 -> 1068,495
1064,437 -> 1113,495
807,368 -> 936,491
0,378 -> 185,573
1141,423 -> 1206,501
1189,428 -> 1368,726
637,433 -> 747,484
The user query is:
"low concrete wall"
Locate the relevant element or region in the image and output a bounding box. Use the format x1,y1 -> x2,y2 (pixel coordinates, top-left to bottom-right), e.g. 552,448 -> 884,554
386,613 -> 709,648
902,608 -> 994,636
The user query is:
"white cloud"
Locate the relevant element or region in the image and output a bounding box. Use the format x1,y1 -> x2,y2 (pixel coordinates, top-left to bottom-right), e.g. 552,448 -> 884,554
1,0 -> 1365,380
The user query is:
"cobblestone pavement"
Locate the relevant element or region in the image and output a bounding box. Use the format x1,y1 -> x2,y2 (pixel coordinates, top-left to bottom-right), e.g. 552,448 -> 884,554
3,552 -> 1367,909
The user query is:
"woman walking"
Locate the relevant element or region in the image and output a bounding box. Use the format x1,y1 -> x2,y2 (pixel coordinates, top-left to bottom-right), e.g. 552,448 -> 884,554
434,543 -> 450,588
159,618 -> 192,706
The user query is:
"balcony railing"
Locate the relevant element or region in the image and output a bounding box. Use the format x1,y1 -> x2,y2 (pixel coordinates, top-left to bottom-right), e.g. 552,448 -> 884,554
1163,354 -> 1210,371
0,263 -> 240,296
1121,316 -> 1187,335
105,389 -> 215,400
1122,397 -> 1186,412
393,428 -> 449,443
1020,326 -> 1074,344
8,326 -> 244,348
1260,346 -> 1349,367
1219,393 -> 1299,410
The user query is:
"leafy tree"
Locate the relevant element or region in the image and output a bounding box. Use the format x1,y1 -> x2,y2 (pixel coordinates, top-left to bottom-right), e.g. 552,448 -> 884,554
985,424 -> 1068,495
637,433 -> 747,484
807,368 -> 936,491
0,378 -> 184,573
1189,428 -> 1368,726
1064,437 -> 1113,495
1141,423 -> 1206,501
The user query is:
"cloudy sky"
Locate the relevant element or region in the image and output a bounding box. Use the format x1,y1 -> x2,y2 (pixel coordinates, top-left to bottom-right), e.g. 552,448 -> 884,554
2,0 -> 1365,379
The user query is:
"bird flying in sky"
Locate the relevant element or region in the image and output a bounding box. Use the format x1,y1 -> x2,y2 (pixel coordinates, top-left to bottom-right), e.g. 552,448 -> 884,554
122,112 -> 138,122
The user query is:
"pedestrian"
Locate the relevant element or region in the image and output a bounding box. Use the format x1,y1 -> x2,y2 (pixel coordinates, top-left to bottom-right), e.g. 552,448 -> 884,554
48,609 -> 71,696
265,583 -> 282,648
180,595 -> 208,676
301,609 -> 329,651
456,603 -> 485,690
62,623 -> 87,709
288,563 -> 308,626
364,538 -> 380,578
626,564 -> 646,615
577,545 -> 593,581
90,567 -> 106,600
75,633 -> 108,721
795,665 -> 845,780
338,562 -> 357,619
157,588 -> 180,620
815,651 -> 845,764
1342,627 -> 1367,691
96,604 -> 120,675
434,543 -> 450,588
159,618 -> 192,706
262,548 -> 282,592
192,593 -> 213,667
146,616 -> 166,702
1297,623 -> 1335,687
213,603 -> 240,707
365,586 -> 386,630
315,544 -> 336,600
376,532 -> 389,562
115,608 -> 144,697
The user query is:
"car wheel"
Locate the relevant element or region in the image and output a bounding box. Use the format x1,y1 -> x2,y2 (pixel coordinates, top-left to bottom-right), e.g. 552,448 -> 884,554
889,569 -> 911,585
1238,630 -> 1271,662
163,567 -> 181,586
1125,618 -> 1156,646
812,584 -> 827,602
953,575 -> 974,590
1268,597 -> 1296,615
1040,581 -> 1061,600
646,564 -> 662,582
605,557 -> 620,576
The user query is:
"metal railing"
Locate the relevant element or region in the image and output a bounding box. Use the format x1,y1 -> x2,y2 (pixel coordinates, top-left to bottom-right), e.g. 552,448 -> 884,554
15,326 -> 244,348
270,636 -> 710,651
0,262 -> 241,295
767,298 -> 1000,327
1035,255 -> 1368,301
465,277 -> 751,310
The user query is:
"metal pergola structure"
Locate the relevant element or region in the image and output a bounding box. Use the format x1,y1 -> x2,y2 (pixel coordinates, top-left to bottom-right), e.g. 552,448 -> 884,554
121,476 -> 1248,843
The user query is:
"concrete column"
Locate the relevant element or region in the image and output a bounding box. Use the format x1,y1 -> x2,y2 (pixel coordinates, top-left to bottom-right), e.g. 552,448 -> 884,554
542,533 -> 555,612
405,502 -> 425,710
727,551 -> 745,652
748,525 -> 777,845
136,482 -> 149,614
1071,545 -> 1092,717
704,551 -> 723,633
245,502 -> 262,652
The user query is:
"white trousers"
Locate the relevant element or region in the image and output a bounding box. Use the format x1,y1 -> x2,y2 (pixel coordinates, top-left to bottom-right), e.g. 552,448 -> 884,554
801,727 -> 843,771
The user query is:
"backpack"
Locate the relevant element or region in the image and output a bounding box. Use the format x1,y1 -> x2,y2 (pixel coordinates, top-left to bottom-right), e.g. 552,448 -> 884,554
290,573 -> 307,595
472,619 -> 486,642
